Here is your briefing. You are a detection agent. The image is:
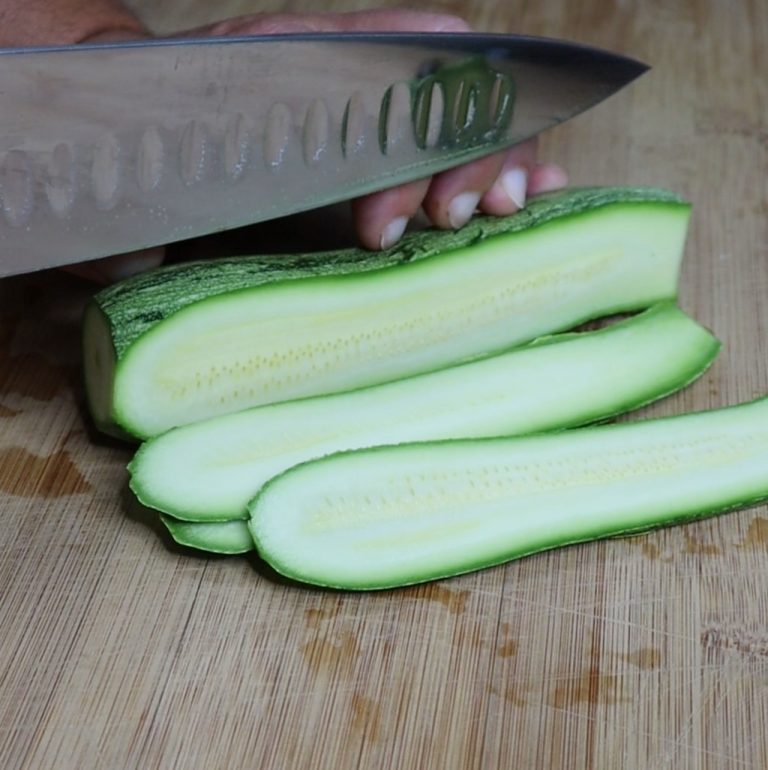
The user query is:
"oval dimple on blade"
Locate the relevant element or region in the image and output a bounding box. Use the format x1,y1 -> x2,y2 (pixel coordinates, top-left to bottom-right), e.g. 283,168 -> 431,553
412,78 -> 432,149
1,149 -> 34,226
380,82 -> 413,155
224,112 -> 250,179
342,91 -> 368,158
303,98 -> 329,166
425,82 -> 445,148
419,80 -> 445,149
264,102 -> 292,168
450,79 -> 467,134
489,72 -> 514,128
447,77 -> 481,138
91,132 -> 122,209
46,143 -> 76,218
463,84 -> 478,130
137,126 -> 165,192
179,120 -> 208,186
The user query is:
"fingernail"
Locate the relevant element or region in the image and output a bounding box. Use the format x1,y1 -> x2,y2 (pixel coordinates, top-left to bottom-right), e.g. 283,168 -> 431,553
379,216 -> 408,250
448,191 -> 481,229
501,167 -> 527,209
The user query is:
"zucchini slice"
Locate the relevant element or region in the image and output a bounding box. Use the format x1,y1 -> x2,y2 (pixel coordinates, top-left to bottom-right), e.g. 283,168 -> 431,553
249,395 -> 768,590
83,187 -> 690,439
159,515 -> 253,555
129,303 -> 718,523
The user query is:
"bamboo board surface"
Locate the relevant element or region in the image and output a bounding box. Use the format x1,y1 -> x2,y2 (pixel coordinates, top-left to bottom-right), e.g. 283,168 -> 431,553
2,1 -> 768,768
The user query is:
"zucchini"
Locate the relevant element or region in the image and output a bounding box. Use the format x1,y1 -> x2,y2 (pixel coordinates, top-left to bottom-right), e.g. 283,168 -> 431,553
248,395 -> 768,590
83,186 -> 690,439
159,515 -> 253,555
129,303 -> 718,523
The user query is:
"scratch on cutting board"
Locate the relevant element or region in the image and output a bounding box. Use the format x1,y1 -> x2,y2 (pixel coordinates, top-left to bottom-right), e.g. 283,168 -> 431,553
649,667 -> 744,770
507,596 -> 699,645
488,680 -> 531,707
648,620 -> 768,769
701,626 -> 768,659
695,107 -> 768,151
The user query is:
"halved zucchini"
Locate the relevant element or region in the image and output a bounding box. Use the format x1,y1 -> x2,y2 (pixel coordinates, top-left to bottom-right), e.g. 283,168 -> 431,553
83,187 -> 690,439
249,395 -> 768,590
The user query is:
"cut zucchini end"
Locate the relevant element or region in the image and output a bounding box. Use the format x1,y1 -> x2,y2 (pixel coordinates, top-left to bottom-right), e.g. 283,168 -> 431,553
128,427 -> 253,521
82,302 -> 124,439
159,514 -> 254,555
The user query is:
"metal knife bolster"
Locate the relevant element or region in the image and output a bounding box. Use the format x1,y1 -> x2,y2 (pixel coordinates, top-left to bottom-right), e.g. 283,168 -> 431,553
0,33 -> 647,276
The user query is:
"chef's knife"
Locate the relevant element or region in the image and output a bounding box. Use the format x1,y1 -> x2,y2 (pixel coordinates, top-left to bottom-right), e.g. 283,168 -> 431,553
0,32 -> 646,277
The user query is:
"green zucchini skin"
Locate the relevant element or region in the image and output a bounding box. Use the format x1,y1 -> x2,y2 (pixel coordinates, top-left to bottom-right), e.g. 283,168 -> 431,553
159,515 -> 253,555
83,186 -> 690,439
248,395 -> 768,590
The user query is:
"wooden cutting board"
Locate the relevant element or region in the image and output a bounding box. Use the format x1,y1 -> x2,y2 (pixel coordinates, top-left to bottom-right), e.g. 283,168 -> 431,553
2,1 -> 767,768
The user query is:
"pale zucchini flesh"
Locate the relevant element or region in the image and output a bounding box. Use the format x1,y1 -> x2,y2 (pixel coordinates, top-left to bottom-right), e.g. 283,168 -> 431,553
248,395 -> 768,590
83,187 -> 690,439
129,303 -> 719,523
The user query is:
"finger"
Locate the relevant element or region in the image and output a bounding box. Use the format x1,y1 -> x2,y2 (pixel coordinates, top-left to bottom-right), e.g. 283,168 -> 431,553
528,162 -> 569,195
479,157 -> 568,216
308,9 -> 471,33
351,177 -> 432,251
178,10 -> 471,38
420,151 -> 508,230
476,140 -> 540,216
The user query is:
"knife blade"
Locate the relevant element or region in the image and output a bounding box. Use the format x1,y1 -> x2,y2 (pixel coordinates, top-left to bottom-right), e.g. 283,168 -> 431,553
0,32 -> 647,277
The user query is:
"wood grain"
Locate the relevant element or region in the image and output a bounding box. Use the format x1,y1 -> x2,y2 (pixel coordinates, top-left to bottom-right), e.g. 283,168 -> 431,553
2,1 -> 768,768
